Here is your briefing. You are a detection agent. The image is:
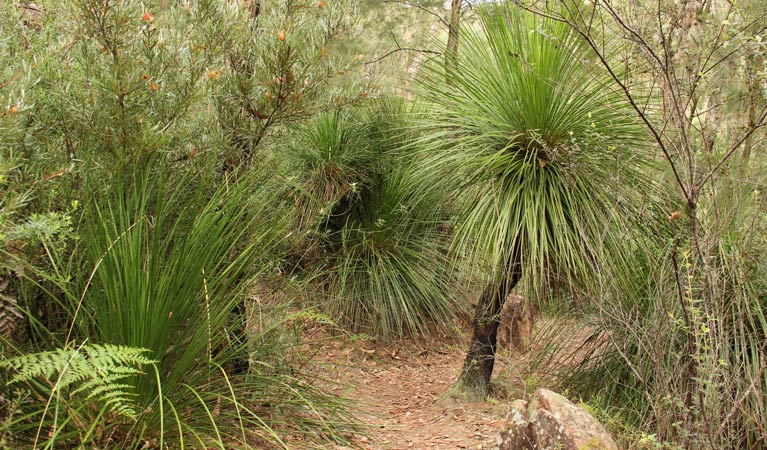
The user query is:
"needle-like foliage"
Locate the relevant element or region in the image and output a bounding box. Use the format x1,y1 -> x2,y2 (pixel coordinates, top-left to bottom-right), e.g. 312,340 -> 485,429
413,3 -> 649,292
410,3 -> 653,397
283,101 -> 465,339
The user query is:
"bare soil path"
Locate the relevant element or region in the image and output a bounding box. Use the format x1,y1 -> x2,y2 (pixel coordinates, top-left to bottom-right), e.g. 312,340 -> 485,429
307,333 -> 522,449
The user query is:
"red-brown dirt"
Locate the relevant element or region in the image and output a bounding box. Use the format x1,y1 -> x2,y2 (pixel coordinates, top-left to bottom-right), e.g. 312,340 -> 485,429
305,332 -> 526,449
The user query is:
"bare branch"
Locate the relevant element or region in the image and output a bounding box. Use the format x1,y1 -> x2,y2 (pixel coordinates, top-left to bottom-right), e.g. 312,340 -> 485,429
553,2 -> 692,201
384,0 -> 449,28
697,108 -> 767,189
364,46 -> 441,65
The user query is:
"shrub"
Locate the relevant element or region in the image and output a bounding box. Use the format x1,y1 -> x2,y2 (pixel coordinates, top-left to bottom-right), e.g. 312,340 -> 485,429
557,176 -> 767,448
282,101 -> 465,339
2,162 -> 359,448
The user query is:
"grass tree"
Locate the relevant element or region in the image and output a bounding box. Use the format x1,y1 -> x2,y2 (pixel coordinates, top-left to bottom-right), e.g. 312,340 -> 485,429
413,4 -> 650,399
282,101 -> 465,339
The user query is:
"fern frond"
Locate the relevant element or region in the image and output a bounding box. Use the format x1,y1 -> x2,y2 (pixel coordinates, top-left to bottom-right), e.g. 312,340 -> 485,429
0,343 -> 156,419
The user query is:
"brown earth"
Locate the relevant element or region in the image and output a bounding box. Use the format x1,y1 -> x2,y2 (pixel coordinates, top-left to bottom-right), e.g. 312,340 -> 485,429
303,331 -> 532,450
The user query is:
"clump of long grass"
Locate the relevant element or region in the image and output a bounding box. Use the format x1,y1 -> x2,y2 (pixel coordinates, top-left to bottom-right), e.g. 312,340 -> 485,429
78,163 -> 286,445
282,100 -> 465,340
1,161 -> 360,448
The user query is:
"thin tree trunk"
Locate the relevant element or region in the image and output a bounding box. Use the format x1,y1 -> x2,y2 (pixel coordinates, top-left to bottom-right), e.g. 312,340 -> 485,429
445,0 -> 461,81
454,244 -> 523,400
740,52 -> 761,177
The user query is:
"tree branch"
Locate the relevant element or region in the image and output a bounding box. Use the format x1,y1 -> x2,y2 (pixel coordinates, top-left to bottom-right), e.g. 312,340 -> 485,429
384,0 -> 449,28
697,108 -> 767,189
552,2 -> 691,201
364,46 -> 441,65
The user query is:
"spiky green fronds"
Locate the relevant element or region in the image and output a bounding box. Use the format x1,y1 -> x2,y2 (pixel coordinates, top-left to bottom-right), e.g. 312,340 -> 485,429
413,4 -> 650,287
284,101 -> 465,339
322,163 -> 460,339
286,110 -> 372,231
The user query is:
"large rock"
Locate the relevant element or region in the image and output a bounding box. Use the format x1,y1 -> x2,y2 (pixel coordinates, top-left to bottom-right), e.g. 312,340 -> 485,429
496,389 -> 618,450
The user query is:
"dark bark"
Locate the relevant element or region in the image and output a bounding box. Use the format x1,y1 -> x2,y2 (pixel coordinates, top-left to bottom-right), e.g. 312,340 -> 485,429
454,244 -> 523,399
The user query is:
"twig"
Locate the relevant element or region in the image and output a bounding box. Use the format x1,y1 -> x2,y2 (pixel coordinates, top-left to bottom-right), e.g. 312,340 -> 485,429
384,0 -> 449,28
365,46 -> 441,65
697,108 -> 767,190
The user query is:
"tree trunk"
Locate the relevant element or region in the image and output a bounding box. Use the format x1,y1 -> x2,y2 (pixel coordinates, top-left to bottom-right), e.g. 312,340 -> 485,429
445,0 -> 462,80
454,245 -> 523,400
740,52 -> 761,177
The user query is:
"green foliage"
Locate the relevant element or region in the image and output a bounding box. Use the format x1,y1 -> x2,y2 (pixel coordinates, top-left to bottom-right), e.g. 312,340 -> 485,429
70,162 -> 290,444
548,172 -> 767,448
1,343 -> 155,420
282,100 -> 465,339
1,0 -> 370,445
2,161 -> 360,448
213,0 -> 371,166
287,110 -> 372,231
506,1 -> 767,448
6,0 -> 765,448
412,4 -> 651,291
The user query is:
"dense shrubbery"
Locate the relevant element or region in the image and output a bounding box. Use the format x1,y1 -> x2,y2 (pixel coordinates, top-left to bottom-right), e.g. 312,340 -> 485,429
1,0 -> 766,449
280,101 -> 465,339
0,1 -> 364,447
554,175 -> 767,449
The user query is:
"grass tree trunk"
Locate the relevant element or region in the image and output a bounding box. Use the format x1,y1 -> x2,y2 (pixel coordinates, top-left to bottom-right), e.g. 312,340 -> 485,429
454,245 -> 522,400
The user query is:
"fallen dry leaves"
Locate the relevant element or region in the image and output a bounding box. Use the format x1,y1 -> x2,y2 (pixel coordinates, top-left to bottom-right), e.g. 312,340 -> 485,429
302,330 -> 515,449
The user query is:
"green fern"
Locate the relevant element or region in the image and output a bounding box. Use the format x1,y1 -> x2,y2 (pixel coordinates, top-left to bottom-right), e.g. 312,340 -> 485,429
0,344 -> 156,419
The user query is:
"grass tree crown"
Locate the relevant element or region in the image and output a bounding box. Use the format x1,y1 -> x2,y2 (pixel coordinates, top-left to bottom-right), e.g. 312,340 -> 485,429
413,4 -> 651,286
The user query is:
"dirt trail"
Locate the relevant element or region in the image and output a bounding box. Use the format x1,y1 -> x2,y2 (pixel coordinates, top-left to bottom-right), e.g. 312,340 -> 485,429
309,334 -> 521,449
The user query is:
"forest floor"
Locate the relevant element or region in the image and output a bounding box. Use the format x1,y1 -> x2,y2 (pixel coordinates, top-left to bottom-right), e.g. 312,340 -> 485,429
305,329 -> 531,449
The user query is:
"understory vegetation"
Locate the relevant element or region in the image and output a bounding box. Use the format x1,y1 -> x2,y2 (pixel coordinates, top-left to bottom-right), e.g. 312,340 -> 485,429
1,0 -> 765,449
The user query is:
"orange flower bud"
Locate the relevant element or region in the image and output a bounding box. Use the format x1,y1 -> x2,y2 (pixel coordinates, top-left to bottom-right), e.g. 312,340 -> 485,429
7,106 -> 19,115
277,31 -> 286,41
150,82 -> 159,91
208,70 -> 217,80
670,211 -> 681,222
318,1 -> 326,7
142,11 -> 153,22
